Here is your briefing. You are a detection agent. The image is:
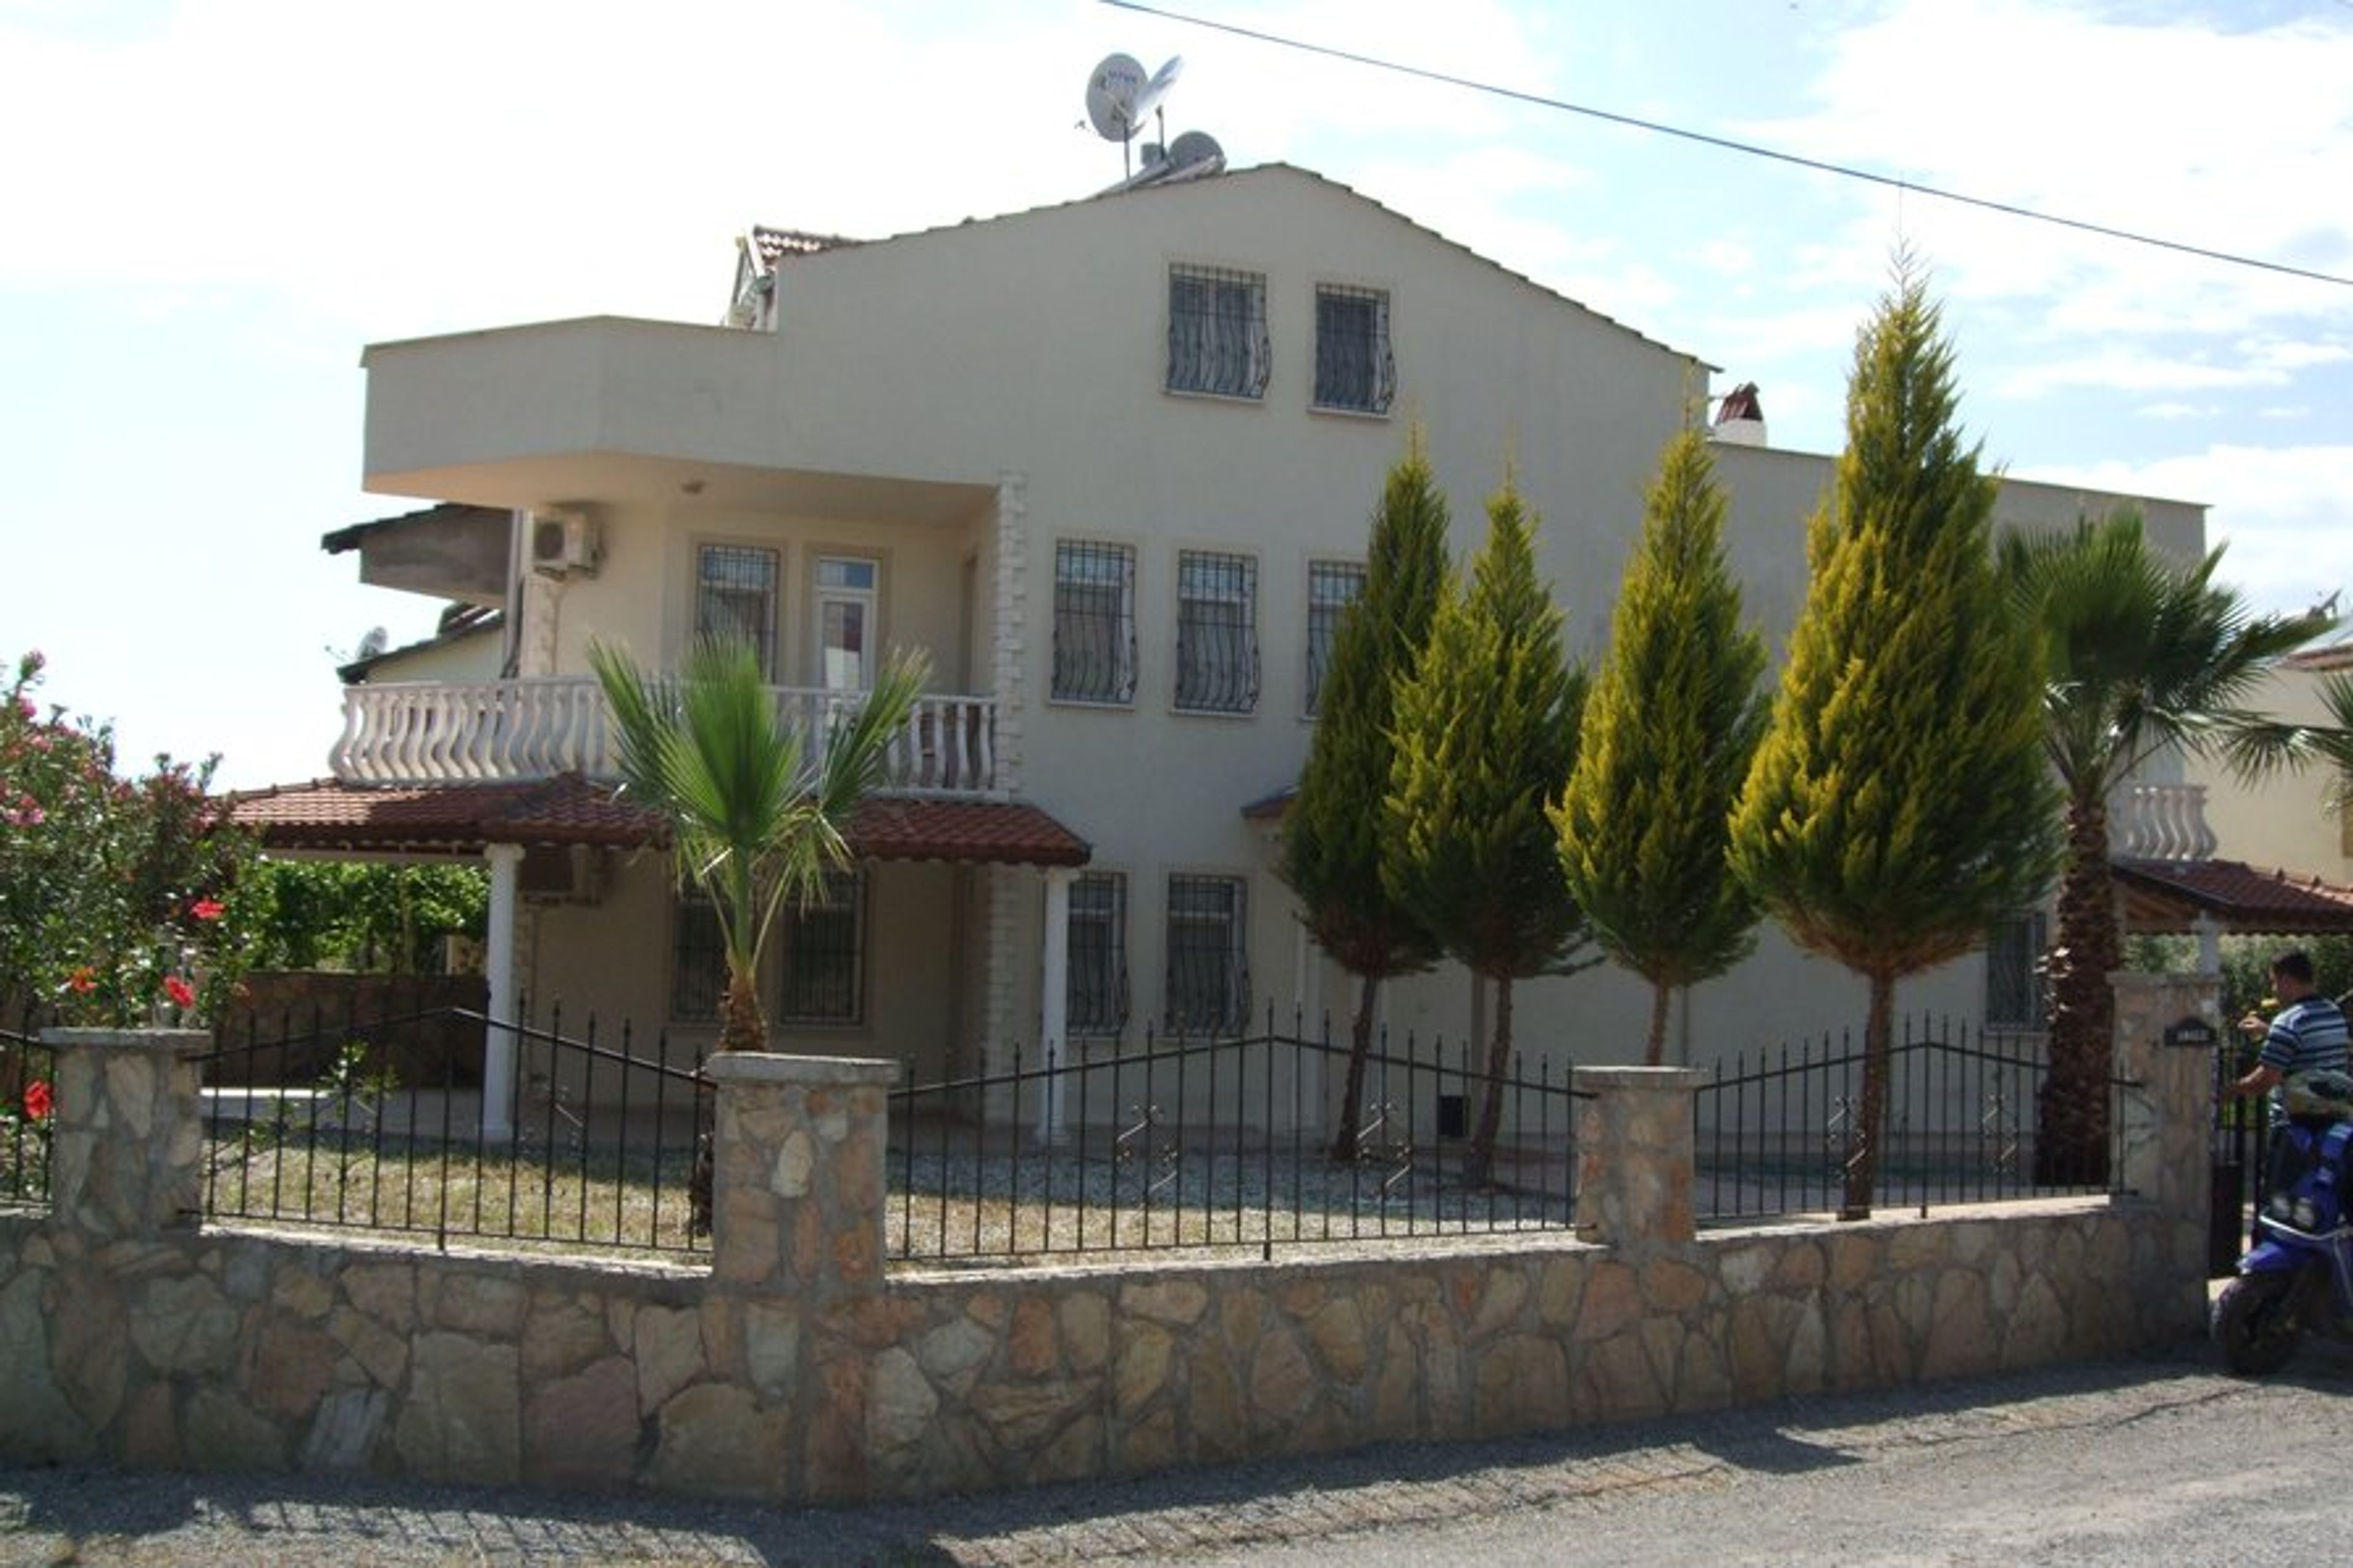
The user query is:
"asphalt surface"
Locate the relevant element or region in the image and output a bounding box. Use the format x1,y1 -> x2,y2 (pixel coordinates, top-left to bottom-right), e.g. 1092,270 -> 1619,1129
3,1330 -> 2343,1567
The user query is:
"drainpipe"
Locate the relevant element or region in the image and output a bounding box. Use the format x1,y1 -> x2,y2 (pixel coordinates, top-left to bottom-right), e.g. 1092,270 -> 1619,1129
482,841 -> 524,1145
1036,866 -> 1074,1147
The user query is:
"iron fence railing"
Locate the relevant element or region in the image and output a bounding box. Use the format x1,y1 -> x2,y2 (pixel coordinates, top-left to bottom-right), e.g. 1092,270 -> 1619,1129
197,1002 -> 709,1257
1,1004 -> 57,1210
1695,1017 -> 2134,1224
887,1018 -> 1585,1264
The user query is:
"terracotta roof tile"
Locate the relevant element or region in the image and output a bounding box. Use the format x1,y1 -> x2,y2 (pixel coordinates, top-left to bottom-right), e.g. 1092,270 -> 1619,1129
229,778 -> 1089,868
2115,858 -> 2353,936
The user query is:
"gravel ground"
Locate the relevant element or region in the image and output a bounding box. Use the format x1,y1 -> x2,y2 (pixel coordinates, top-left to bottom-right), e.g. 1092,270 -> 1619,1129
0,1333 -> 2274,1568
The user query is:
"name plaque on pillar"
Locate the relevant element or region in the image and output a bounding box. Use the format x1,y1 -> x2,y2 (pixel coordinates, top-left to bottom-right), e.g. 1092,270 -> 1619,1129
2162,1014 -> 2219,1049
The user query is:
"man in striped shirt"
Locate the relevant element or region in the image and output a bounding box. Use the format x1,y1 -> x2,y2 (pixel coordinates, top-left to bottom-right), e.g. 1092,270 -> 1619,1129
2232,949 -> 2353,1113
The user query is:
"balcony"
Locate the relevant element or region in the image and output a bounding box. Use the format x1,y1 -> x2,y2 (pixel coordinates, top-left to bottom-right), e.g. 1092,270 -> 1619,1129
2112,783 -> 2218,862
332,678 -> 999,797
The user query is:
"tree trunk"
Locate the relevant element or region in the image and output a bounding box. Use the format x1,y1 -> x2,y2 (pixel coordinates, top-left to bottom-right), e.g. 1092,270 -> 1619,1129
2037,793 -> 2117,1187
1842,972 -> 1895,1219
1644,979 -> 1672,1067
1328,971 -> 1382,1164
1465,976 -> 1514,1189
717,966 -> 768,1055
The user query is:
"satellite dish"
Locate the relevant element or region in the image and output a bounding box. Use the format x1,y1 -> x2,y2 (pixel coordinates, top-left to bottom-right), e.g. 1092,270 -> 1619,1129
1166,130 -> 1224,173
1085,53 -> 1148,142
1127,56 -> 1183,131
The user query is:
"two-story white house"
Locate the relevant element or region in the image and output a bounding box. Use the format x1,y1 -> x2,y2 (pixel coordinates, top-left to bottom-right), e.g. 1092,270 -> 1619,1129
233,162 -> 2219,1127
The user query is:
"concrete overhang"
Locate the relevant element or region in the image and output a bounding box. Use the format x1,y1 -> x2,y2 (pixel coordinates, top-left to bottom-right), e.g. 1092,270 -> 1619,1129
359,316 -> 995,526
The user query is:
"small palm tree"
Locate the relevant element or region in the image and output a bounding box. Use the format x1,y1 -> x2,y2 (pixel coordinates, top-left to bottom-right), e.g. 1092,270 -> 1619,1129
589,635 -> 930,1056
2003,510 -> 2327,1181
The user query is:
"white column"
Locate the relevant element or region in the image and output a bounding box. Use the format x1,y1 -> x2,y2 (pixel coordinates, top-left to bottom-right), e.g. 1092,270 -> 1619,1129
482,841 -> 525,1145
2193,912 -> 2223,975
1035,866 -> 1074,1147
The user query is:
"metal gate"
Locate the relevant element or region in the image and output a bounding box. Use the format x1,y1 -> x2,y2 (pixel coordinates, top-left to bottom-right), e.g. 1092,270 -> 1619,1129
2208,1047 -> 2270,1277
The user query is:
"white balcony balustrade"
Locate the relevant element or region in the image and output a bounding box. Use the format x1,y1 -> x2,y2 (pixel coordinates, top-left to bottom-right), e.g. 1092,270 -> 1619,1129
332,678 -> 999,797
2112,782 -> 2218,862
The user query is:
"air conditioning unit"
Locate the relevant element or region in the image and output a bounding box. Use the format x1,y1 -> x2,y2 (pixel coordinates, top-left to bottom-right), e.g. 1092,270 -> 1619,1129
518,844 -> 606,906
529,510 -> 601,578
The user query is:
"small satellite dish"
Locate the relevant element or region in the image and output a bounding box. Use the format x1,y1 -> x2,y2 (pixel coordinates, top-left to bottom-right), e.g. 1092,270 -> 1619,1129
1085,53 -> 1148,142
1127,56 -> 1183,130
355,626 -> 388,661
1166,130 -> 1224,173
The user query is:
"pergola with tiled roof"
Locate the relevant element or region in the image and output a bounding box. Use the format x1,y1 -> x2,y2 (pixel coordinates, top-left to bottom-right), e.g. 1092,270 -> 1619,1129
228,776 -> 1088,866
2115,858 -> 2353,938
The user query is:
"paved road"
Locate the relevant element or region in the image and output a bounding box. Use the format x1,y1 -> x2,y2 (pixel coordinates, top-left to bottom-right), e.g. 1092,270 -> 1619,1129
4,1333 -> 2346,1566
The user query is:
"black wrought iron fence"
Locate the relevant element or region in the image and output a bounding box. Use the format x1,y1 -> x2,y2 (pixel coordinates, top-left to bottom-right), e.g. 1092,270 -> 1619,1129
1696,1017 -> 2132,1223
1,1004 -> 56,1210
198,1001 -> 708,1257
887,1017 -> 1585,1264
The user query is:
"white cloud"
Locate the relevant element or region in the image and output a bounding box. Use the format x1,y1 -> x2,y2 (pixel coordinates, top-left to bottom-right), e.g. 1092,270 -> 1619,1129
2021,443 -> 2353,617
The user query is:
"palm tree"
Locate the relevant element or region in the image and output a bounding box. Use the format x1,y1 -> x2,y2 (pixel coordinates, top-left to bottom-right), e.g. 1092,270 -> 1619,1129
2003,510 -> 2327,1182
589,635 -> 930,1055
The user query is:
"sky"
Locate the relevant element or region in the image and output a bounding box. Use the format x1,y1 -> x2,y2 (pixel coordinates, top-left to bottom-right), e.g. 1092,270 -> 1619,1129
3,0 -> 2347,790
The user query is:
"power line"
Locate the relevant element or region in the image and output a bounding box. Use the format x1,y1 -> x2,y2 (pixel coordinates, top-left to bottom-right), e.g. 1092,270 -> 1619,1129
1102,0 -> 2353,290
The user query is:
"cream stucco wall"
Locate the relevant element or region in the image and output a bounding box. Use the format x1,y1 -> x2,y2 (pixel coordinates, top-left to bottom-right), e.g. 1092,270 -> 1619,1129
353,165 -> 2221,1094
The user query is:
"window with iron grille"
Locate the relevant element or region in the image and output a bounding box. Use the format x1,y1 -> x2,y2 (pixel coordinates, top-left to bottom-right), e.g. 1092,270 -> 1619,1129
1167,265 -> 1269,400
1176,550 -> 1259,714
1305,559 -> 1365,716
1314,284 -> 1394,414
779,869 -> 865,1025
696,543 -> 779,678
1051,540 -> 1137,704
1985,910 -> 2048,1029
1067,871 -> 1129,1037
1165,874 -> 1248,1036
672,888 -> 727,1023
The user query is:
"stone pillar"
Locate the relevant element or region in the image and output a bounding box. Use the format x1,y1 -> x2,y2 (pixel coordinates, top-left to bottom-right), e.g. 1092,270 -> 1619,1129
1574,1066 -> 1702,1248
703,1052 -> 898,1298
1035,866 -> 1072,1147
41,1028 -> 210,1243
2110,971 -> 2219,1216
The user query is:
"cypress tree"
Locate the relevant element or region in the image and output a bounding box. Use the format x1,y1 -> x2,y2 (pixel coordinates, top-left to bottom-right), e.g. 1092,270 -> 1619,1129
1385,476 -> 1593,1186
1727,259 -> 2059,1218
1276,437 -> 1449,1161
1555,425 -> 1768,1066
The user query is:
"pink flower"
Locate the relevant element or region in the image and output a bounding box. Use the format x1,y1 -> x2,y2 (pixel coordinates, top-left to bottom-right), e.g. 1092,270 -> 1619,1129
162,975 -> 197,1009
189,899 -> 225,922
65,966 -> 96,995
22,1081 -> 51,1121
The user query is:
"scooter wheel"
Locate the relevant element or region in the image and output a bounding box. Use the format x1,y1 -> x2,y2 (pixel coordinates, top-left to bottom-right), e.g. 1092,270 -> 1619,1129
2214,1271 -> 2300,1376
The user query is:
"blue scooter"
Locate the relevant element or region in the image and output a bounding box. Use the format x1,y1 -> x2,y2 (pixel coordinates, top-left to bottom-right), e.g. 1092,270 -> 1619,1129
2214,1075 -> 2353,1375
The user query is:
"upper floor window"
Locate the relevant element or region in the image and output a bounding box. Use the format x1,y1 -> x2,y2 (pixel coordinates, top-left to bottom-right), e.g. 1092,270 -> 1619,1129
779,869 -> 865,1026
1167,265 -> 1269,400
1305,559 -> 1365,716
1314,284 -> 1394,415
1165,874 -> 1249,1036
1052,540 -> 1137,705
697,543 -> 779,679
1067,871 -> 1129,1039
1175,550 -> 1259,714
1985,910 -> 2048,1031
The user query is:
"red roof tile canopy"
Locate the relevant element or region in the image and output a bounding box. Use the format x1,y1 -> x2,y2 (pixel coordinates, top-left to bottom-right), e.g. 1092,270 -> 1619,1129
229,777 -> 1089,868
2114,858 -> 2353,937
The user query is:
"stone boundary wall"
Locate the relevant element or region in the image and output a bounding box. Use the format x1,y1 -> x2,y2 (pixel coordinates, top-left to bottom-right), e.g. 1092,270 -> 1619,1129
0,975 -> 2218,1504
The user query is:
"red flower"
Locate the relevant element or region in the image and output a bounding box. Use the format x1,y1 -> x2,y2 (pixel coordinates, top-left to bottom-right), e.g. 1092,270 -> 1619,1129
22,1081 -> 51,1121
65,966 -> 96,995
162,975 -> 197,1009
189,899 -> 225,922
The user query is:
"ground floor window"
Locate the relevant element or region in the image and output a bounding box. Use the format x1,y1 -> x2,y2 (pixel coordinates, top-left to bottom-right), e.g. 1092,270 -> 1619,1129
1985,910 -> 2048,1029
1067,871 -> 1129,1037
778,869 -> 865,1025
1165,873 -> 1248,1036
